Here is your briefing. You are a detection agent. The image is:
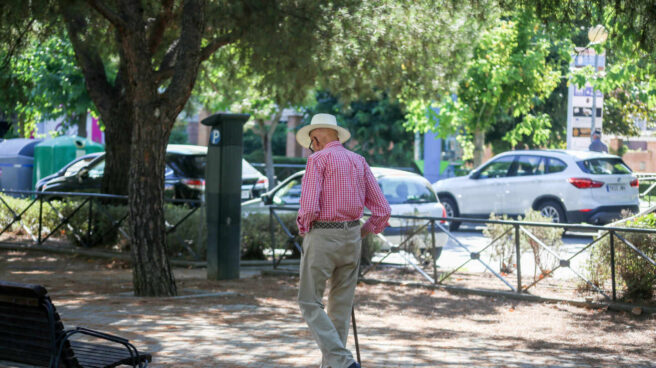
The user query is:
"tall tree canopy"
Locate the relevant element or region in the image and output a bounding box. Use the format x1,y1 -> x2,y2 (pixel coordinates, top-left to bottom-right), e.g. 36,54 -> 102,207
422,9 -> 562,166
1,0 -> 495,296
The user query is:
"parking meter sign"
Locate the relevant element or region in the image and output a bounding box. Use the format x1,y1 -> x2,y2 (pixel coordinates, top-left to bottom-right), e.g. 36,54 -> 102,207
210,129 -> 221,146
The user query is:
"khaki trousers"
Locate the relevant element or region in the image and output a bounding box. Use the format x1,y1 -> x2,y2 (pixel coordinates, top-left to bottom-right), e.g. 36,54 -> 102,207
298,225 -> 361,368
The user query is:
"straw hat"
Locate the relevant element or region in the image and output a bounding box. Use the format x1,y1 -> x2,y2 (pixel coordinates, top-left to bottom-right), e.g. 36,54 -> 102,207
295,113 -> 351,149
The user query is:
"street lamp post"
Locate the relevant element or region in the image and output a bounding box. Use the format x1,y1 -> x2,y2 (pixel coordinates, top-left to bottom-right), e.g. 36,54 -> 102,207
588,25 -> 608,141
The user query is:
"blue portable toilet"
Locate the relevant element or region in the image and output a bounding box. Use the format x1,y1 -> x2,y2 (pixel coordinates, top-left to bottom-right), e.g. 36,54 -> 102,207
0,138 -> 42,193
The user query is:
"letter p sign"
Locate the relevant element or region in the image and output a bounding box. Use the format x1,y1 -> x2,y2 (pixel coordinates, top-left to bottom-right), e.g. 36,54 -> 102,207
210,129 -> 221,146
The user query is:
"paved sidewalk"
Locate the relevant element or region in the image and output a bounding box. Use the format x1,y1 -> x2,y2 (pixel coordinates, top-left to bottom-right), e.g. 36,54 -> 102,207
1,250 -> 655,367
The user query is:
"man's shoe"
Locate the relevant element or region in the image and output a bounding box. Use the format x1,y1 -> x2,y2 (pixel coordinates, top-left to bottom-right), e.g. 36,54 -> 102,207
347,362 -> 361,368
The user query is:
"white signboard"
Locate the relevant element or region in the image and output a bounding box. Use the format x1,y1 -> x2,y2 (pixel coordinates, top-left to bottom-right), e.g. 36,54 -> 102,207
567,48 -> 605,151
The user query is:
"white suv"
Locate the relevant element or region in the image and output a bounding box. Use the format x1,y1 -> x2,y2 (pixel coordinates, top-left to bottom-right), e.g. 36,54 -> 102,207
432,150 -> 640,230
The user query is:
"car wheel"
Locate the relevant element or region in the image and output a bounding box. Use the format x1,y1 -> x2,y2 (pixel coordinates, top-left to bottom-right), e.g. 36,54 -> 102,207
538,200 -> 566,223
440,196 -> 461,231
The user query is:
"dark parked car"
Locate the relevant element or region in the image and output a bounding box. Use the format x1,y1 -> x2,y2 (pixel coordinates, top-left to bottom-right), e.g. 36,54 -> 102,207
35,152 -> 103,192
38,144 -> 267,201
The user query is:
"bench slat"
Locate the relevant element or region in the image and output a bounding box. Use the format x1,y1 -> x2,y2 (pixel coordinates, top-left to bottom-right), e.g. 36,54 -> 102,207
72,341 -> 152,368
0,346 -> 55,367
0,321 -> 52,339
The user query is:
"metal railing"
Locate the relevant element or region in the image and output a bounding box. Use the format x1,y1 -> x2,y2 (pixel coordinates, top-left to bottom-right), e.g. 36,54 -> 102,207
0,190 -> 201,252
268,206 -> 656,302
636,173 -> 656,207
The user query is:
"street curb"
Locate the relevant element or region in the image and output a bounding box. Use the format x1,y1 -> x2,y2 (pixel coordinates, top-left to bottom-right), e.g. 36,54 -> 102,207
360,278 -> 656,315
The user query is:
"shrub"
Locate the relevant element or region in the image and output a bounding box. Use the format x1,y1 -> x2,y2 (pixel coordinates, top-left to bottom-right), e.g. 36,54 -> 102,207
0,195 -> 71,240
483,210 -> 564,279
241,212 -> 301,260
587,213 -> 656,301
0,194 -> 302,261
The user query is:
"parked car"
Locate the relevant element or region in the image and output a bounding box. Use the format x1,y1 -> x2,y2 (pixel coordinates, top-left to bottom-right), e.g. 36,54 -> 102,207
432,150 -> 640,230
242,167 -> 449,248
38,144 -> 268,201
35,152 -> 104,192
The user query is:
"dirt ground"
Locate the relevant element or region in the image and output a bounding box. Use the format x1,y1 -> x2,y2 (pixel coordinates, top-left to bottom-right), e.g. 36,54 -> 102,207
1,249 -> 655,367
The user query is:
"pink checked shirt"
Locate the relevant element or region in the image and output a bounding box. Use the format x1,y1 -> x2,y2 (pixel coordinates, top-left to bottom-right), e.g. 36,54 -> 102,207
296,141 -> 391,236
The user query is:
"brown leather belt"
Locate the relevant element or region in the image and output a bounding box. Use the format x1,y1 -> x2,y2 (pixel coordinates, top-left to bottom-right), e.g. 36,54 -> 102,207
313,220 -> 360,229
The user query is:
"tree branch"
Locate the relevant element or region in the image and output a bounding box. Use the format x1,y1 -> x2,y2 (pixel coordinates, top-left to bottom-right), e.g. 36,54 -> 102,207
85,0 -> 128,32
0,18 -> 36,71
154,39 -> 179,83
200,32 -> 238,61
267,110 -> 283,136
62,2 -> 117,117
161,0 -> 204,120
148,0 -> 175,53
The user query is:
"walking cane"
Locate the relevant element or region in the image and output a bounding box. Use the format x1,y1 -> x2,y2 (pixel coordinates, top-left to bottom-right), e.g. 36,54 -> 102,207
351,305 -> 361,364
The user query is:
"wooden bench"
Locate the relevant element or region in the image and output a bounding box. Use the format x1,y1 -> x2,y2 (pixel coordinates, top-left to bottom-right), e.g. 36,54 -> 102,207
0,280 -> 151,368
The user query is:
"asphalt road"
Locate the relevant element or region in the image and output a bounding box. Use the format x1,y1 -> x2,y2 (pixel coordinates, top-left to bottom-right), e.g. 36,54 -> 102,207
377,223 -> 598,280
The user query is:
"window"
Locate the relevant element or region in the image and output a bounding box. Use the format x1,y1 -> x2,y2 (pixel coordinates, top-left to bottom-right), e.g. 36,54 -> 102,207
577,158 -> 632,175
476,156 -> 515,179
87,160 -> 105,179
378,176 -> 437,204
513,156 -> 545,176
273,178 -> 302,205
167,154 -> 206,178
547,158 -> 567,174
64,158 -> 95,177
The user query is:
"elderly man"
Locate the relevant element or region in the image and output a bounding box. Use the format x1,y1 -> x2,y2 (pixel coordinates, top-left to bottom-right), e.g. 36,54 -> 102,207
295,113 -> 391,368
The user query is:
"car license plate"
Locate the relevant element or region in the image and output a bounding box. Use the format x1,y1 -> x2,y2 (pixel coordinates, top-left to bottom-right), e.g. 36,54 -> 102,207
606,184 -> 626,192
241,190 -> 251,199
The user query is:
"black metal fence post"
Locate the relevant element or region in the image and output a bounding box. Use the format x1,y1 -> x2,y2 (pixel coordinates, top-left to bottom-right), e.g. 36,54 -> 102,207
270,207 -> 277,269
515,223 -> 522,293
38,194 -> 43,244
610,230 -> 617,301
430,219 -> 437,284
87,198 -> 93,245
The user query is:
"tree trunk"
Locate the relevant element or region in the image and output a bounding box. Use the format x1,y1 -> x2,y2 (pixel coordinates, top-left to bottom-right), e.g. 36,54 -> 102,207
73,112 -> 86,137
473,128 -> 485,167
128,112 -> 177,297
261,111 -> 282,189
62,0 -> 206,297
101,106 -> 132,196
263,124 -> 277,190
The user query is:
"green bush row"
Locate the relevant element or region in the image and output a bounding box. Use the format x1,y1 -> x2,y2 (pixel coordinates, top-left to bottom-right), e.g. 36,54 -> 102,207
0,194 -> 300,260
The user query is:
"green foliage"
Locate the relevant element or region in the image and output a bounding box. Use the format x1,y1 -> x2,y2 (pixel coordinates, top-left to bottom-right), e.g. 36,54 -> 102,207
0,194 -> 302,261
168,121 -> 189,144
0,195 -> 65,240
608,142 -> 628,157
587,213 -> 656,301
241,213 -> 301,260
529,1 -> 656,136
483,210 -> 564,278
413,9 -> 563,164
513,0 -> 656,56
502,113 -> 553,148
307,91 -> 415,168
243,122 -> 288,157
316,0 -> 498,104
0,34 -> 94,136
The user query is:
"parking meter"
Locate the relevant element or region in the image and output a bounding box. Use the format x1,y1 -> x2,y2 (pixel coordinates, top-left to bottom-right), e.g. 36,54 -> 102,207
201,112 -> 250,280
